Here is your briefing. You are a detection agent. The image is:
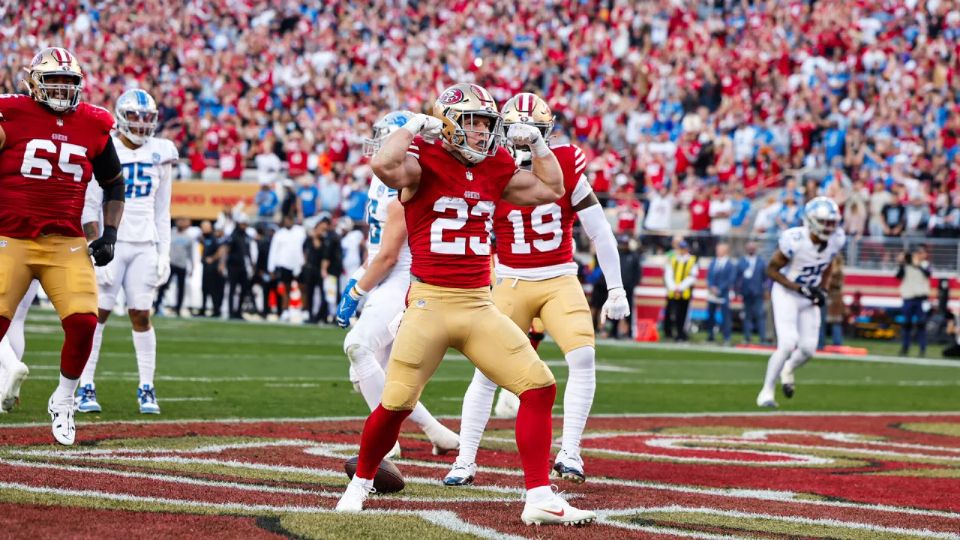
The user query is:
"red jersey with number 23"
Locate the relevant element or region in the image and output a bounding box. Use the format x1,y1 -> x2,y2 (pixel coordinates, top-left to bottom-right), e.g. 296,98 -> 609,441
493,144 -> 589,279
0,94 -> 114,238
403,136 -> 516,288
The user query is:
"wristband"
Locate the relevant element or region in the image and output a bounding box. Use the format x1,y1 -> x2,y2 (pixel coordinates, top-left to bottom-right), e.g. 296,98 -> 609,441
530,136 -> 551,158
351,283 -> 368,298
400,114 -> 426,136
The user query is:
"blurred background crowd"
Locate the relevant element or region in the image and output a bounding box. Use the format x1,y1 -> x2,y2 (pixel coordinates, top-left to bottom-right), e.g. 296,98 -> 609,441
2,0 -> 958,346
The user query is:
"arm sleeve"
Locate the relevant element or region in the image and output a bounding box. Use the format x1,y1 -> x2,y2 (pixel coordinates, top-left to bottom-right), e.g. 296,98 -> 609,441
155,163 -> 173,256
82,180 -> 104,226
577,203 -> 623,289
92,137 -> 123,184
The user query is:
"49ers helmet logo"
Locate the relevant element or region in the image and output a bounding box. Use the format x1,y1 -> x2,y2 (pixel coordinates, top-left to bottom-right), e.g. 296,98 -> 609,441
438,88 -> 464,105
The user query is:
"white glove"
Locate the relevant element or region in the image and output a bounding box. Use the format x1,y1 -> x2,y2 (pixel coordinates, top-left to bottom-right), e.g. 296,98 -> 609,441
156,254 -> 171,287
506,123 -> 550,157
601,287 -> 631,321
402,113 -> 443,143
95,264 -> 114,287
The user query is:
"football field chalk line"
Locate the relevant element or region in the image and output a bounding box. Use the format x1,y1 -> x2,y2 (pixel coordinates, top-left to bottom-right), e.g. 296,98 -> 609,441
0,481 -> 525,540
3,411 -> 960,429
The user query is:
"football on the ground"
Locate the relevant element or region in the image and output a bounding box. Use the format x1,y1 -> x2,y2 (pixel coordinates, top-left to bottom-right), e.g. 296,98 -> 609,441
344,456 -> 405,493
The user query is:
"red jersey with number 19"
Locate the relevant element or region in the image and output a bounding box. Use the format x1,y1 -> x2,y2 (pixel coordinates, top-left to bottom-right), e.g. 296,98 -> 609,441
0,94 -> 114,238
402,136 -> 516,288
493,144 -> 590,279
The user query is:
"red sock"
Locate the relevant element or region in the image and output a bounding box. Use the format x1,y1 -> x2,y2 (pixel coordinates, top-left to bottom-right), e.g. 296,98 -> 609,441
0,317 -> 9,343
356,404 -> 411,479
60,313 -> 98,379
515,384 -> 556,490
528,330 -> 545,351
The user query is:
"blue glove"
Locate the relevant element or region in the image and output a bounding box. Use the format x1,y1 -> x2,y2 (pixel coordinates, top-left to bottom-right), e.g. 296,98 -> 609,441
336,279 -> 363,328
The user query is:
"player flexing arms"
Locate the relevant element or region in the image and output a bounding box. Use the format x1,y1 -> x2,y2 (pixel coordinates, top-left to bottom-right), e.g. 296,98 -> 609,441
78,89 -> 176,414
335,83 -> 595,526
757,197 -> 844,408
335,111 -> 458,457
0,48 -> 124,444
444,93 -> 629,486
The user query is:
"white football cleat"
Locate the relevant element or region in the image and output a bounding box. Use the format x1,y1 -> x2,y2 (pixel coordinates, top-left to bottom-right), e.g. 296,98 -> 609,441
443,459 -> 477,486
552,450 -> 586,483
48,395 -> 76,445
756,389 -> 778,409
521,492 -> 596,526
0,361 -> 29,412
335,478 -> 375,512
385,441 -> 401,460
427,423 -> 459,455
494,388 -> 521,419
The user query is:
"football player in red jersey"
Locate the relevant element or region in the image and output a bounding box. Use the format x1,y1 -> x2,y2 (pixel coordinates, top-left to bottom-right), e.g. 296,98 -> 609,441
444,93 -> 629,487
0,48 -> 125,445
335,83 -> 596,526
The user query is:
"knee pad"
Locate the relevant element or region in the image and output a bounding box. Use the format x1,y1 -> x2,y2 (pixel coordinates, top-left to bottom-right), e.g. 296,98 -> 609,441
565,346 -> 595,372
797,343 -> 817,360
381,380 -> 419,411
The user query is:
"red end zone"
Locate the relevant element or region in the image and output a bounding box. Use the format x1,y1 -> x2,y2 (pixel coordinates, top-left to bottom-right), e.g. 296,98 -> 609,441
0,413 -> 958,539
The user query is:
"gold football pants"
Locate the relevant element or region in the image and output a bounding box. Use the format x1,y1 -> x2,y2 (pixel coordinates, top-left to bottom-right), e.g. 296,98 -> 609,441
0,235 -> 97,320
493,274 -> 595,354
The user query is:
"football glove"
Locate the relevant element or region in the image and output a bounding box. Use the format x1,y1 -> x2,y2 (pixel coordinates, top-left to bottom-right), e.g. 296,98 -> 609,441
401,113 -> 443,143
335,280 -> 366,328
798,285 -> 826,307
506,123 -> 550,157
600,287 -> 631,321
156,253 -> 171,287
88,226 -> 117,267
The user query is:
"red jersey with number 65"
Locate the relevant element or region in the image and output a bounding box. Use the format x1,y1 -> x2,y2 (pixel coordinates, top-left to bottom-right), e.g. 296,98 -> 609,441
493,144 -> 591,280
402,136 -> 516,289
0,94 -> 114,238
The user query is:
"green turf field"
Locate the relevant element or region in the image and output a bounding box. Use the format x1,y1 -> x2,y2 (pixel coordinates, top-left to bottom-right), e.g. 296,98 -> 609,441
3,307 -> 958,424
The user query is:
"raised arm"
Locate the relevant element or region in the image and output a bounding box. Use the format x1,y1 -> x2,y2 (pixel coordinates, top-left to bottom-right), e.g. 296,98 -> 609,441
501,124 -> 564,205
370,114 -> 438,191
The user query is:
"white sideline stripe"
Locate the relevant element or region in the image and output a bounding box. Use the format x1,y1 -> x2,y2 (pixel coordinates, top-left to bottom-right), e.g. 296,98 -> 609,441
2,411 -> 960,430
600,506 -> 960,539
0,478 -> 530,540
601,340 -> 960,368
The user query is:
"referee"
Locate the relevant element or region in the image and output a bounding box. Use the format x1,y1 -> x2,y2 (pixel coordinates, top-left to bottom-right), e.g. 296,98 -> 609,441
896,246 -> 931,357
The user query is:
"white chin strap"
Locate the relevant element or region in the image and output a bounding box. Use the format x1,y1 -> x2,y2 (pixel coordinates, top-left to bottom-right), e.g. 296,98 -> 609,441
457,145 -> 487,164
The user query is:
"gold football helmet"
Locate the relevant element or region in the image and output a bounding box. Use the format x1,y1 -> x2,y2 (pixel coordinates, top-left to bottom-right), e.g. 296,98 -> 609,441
432,83 -> 502,164
23,47 -> 84,113
501,92 -> 554,164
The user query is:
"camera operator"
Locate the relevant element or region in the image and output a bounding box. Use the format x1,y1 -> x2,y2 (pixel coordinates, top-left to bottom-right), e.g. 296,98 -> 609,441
896,246 -> 931,357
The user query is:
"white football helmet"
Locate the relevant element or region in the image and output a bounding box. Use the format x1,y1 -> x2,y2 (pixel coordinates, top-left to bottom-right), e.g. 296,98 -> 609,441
803,196 -> 840,241
362,110 -> 414,157
115,89 -> 159,146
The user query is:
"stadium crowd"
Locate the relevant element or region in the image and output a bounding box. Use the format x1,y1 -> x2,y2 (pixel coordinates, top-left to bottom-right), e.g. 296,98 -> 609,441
3,0 -> 959,338
4,0 -> 960,249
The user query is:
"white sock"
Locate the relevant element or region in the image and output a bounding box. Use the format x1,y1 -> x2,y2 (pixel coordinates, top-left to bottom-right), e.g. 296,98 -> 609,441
346,344 -> 386,411
80,322 -> 105,387
409,402 -> 445,436
133,327 -> 157,387
526,485 -> 554,505
761,347 -> 793,395
561,346 -> 596,456
349,475 -> 374,490
51,374 -> 80,405
0,339 -> 18,370
456,369 -> 498,465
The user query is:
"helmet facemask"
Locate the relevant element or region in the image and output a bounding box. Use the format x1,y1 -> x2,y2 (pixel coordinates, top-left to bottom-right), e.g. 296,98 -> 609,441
30,72 -> 82,113
362,111 -> 412,157
803,197 -> 841,241
116,90 -> 159,146
445,110 -> 502,164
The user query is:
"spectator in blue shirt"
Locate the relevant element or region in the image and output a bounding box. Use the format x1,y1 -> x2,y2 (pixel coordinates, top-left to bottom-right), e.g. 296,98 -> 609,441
297,180 -> 320,221
255,181 -> 279,222
823,120 -> 846,164
736,242 -> 768,344
730,188 -> 751,231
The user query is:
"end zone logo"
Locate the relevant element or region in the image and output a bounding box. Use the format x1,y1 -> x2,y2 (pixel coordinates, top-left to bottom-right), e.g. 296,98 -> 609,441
439,88 -> 464,105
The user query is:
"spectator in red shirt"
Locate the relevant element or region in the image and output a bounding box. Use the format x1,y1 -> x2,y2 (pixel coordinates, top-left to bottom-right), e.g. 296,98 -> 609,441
615,188 -> 643,238
689,186 -> 711,255
286,134 -> 309,179
219,141 -> 244,181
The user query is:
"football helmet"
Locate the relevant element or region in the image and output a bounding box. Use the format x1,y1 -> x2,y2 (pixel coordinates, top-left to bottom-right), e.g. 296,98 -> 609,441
501,92 -> 554,165
116,89 -> 159,146
432,83 -> 502,164
803,196 -> 840,241
362,110 -> 413,157
22,47 -> 83,113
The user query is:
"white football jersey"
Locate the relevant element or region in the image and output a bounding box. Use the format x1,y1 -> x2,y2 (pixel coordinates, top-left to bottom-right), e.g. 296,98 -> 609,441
365,175 -> 411,277
84,135 -> 178,245
776,226 -> 846,288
